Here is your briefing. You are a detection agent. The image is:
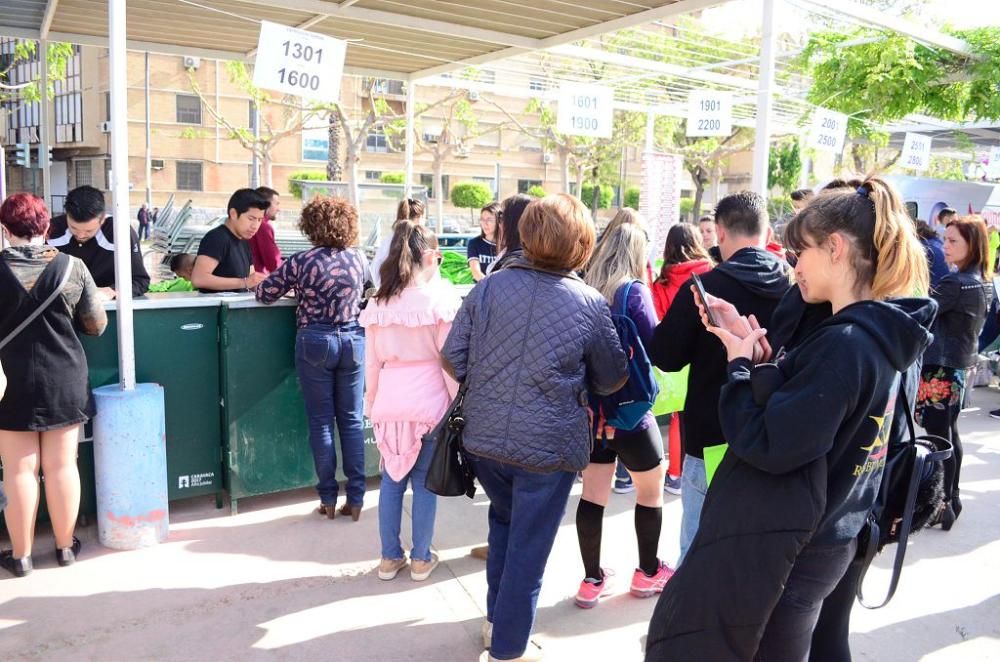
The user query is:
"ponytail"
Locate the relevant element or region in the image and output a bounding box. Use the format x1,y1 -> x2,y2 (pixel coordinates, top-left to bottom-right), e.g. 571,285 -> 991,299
786,176 -> 928,299
375,220 -> 437,301
396,198 -> 425,223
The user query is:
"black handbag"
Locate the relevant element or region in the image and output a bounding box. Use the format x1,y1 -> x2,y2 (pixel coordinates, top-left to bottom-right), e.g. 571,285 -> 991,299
423,383 -> 476,498
855,375 -> 952,608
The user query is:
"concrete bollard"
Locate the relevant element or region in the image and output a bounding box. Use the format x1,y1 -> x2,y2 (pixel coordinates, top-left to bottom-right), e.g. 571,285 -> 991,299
92,383 -> 169,549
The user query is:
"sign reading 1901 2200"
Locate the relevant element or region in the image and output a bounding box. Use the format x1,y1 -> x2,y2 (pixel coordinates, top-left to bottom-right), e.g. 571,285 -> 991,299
252,21 -> 347,104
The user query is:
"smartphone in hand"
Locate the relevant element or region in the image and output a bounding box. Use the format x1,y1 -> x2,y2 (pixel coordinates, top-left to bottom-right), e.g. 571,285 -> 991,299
691,273 -> 719,327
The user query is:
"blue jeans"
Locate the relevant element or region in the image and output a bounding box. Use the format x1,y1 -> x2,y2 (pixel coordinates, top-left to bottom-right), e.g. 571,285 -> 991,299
678,454 -> 707,566
469,454 -> 576,661
378,438 -> 437,562
295,324 -> 366,506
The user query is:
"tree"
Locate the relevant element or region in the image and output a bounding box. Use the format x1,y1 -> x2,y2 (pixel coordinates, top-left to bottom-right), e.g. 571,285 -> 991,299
380,172 -> 405,184
186,62 -> 327,188
623,186 -> 640,209
768,140 -> 802,196
580,183 -> 614,211
0,40 -> 74,105
527,185 -> 547,198
451,182 -> 494,223
663,125 -> 755,219
384,90 -> 508,230
797,26 -> 1000,175
326,111 -> 343,182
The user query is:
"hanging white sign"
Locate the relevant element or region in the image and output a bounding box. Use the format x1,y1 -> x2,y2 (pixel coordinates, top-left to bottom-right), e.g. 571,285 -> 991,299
808,108 -> 848,154
900,132 -> 932,171
557,85 -> 614,139
252,21 -> 347,104
686,90 -> 733,137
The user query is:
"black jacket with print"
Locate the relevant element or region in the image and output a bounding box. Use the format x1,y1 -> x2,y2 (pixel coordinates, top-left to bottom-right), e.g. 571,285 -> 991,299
48,214 -> 150,296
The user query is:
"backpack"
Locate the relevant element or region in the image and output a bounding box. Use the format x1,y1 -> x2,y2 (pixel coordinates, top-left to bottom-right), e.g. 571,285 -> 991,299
594,280 -> 659,431
856,372 -> 951,609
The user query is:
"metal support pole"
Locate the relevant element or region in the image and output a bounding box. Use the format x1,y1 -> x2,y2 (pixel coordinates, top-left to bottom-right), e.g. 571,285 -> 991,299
645,110 -> 655,154
109,0 -> 136,390
751,0 -> 777,199
40,39 -> 52,209
403,80 -> 415,199
250,100 -> 260,188
144,51 -> 152,210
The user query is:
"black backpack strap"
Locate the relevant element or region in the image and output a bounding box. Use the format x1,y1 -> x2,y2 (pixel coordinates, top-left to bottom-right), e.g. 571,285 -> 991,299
855,371 -> 938,609
0,253 -> 73,350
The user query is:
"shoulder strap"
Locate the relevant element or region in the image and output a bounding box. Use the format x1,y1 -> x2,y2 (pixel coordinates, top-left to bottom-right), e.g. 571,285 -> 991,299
619,279 -> 636,317
0,253 -> 74,351
855,371 -> 931,609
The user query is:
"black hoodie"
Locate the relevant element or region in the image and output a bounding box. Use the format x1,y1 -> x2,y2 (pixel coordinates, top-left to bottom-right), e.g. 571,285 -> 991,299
649,247 -> 790,459
719,297 -> 936,545
48,214 -> 150,297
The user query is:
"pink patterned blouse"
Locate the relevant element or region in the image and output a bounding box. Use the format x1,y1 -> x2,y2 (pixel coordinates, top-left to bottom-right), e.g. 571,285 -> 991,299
256,246 -> 371,327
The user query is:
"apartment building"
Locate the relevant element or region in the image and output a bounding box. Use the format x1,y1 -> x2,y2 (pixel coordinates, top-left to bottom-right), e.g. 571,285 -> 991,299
3,42 -> 752,218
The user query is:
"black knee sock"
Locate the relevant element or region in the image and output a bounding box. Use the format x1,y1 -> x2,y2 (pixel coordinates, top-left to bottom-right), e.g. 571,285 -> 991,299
635,504 -> 663,576
576,499 -> 605,581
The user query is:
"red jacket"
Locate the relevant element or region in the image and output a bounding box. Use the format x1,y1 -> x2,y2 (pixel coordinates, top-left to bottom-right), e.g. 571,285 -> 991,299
249,219 -> 282,274
651,258 -> 713,320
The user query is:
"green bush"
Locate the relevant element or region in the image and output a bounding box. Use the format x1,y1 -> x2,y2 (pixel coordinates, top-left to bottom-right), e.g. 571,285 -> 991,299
380,172 -> 405,184
527,185 -> 547,198
580,183 -> 614,210
451,181 -> 495,221
679,198 -> 695,219
288,171 -> 328,200
624,186 -> 640,209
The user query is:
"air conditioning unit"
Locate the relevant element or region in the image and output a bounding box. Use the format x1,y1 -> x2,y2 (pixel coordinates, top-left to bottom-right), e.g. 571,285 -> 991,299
455,147 -> 470,158
183,56 -> 201,70
468,90 -> 480,101
542,153 -> 553,164
98,121 -> 112,133
151,159 -> 165,170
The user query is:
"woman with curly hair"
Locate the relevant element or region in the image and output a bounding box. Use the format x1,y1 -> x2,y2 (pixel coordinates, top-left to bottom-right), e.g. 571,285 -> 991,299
257,196 -> 372,521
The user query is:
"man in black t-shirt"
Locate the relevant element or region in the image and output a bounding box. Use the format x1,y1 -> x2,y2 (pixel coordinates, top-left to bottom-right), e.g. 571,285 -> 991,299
191,189 -> 269,293
48,185 -> 151,298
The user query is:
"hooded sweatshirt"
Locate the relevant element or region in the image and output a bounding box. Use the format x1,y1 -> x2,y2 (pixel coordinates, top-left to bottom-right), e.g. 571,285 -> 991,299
651,258 -> 713,320
649,247 -> 790,459
719,298 -> 936,545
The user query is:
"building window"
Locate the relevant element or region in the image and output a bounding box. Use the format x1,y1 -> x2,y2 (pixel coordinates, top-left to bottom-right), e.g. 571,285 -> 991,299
365,170 -> 383,181
176,94 -> 202,124
249,101 -> 257,131
0,39 -> 39,144
302,126 -> 327,162
364,77 -> 405,95
420,173 -> 450,200
366,125 -> 389,153
528,76 -> 547,92
74,160 -> 93,188
473,176 -> 497,199
480,69 -> 497,85
177,161 -> 203,191
104,159 -> 112,190
518,179 -> 542,194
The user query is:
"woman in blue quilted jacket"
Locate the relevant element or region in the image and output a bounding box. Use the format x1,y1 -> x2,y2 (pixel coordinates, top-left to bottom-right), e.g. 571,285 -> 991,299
443,194 -> 628,662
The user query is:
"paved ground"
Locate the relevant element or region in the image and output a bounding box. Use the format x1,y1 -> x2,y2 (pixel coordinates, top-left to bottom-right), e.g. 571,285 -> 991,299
2,388 -> 999,661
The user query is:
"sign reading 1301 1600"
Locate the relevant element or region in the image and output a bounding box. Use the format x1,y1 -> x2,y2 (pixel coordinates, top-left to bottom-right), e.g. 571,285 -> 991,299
252,21 -> 347,104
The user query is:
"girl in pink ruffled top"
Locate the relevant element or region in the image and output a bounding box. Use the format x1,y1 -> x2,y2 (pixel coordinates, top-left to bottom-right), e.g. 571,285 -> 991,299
359,221 -> 460,583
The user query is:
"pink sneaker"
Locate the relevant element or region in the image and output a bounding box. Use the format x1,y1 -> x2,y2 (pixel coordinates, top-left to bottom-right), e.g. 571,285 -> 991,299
630,561 -> 674,598
575,569 -> 615,609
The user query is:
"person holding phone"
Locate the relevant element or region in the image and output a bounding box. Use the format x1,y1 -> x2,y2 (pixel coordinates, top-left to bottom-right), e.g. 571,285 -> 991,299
648,191 -> 791,565
645,178 -> 935,661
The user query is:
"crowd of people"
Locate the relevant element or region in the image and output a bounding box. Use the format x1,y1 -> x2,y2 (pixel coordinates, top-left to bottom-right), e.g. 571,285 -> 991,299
1,176 -> 998,662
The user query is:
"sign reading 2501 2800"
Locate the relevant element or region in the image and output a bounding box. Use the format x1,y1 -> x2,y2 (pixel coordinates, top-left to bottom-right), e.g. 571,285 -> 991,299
252,21 -> 347,104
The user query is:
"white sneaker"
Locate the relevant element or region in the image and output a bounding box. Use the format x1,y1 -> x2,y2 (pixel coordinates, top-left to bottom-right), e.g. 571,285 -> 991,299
410,552 -> 439,582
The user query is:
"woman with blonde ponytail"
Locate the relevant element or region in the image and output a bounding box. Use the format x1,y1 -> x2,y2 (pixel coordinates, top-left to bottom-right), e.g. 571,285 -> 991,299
646,178 -> 937,661
359,220 -> 460,583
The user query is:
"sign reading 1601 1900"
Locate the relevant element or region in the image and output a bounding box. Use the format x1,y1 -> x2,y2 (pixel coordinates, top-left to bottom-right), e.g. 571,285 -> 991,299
557,85 -> 614,139
252,21 -> 347,104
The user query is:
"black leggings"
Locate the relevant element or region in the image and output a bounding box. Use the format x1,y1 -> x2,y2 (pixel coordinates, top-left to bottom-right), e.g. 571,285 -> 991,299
809,555 -> 865,662
919,395 -> 963,500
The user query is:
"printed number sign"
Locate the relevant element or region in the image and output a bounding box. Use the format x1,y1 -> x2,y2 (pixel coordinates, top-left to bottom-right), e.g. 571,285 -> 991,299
809,108 -> 848,154
252,21 -> 347,104
557,85 -> 614,139
900,133 -> 932,172
686,90 -> 733,137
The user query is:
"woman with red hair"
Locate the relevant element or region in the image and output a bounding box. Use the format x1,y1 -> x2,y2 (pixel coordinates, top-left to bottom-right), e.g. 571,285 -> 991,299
0,193 -> 107,578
